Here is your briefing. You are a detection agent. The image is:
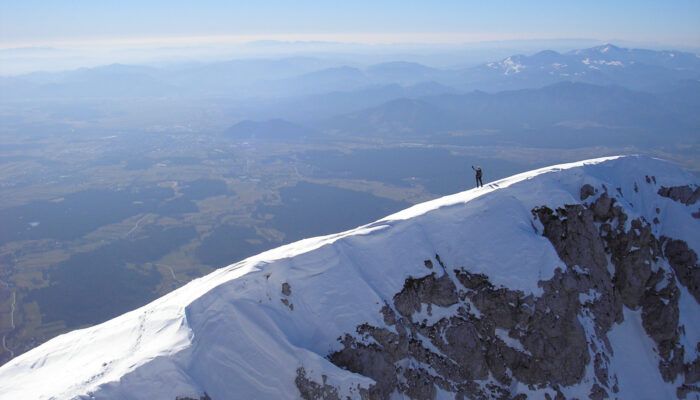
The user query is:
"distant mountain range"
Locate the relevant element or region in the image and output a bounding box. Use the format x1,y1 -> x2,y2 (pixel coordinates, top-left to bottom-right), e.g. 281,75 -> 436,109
2,43 -> 699,152
463,44 -> 700,92
1,44 -> 698,100
318,80 -> 700,146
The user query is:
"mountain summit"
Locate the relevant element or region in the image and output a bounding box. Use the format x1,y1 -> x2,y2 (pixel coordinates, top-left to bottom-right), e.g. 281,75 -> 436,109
1,156 -> 698,399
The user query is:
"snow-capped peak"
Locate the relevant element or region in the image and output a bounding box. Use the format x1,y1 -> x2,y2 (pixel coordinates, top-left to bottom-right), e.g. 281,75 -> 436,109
501,56 -> 525,75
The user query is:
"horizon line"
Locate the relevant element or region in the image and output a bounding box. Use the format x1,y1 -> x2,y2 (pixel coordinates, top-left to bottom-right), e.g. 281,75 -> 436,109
1,33 -> 697,51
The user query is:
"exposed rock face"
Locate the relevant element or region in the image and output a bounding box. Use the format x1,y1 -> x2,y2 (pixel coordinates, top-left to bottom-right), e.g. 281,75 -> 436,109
327,261 -> 598,399
531,191 -> 695,388
456,268 -> 590,387
175,394 -> 211,400
282,282 -> 292,296
393,272 -> 458,318
658,184 -> 700,219
281,282 -> 294,310
580,183 -> 596,200
295,367 -> 343,400
658,185 -> 700,205
303,185 -> 700,399
663,238 -> 700,303
678,384 -> 700,399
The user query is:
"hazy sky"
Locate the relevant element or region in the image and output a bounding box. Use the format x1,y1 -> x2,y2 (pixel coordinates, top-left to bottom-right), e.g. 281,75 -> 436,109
1,0 -> 699,48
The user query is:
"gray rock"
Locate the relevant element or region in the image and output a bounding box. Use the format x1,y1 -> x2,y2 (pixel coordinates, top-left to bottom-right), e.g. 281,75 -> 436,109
609,220 -> 658,309
663,238 -> 700,303
589,383 -> 608,400
658,185 -> 700,205
401,368 -> 438,400
686,356 -> 700,384
313,183 -> 699,398
282,282 -> 291,296
175,394 -> 211,400
592,193 -> 614,221
677,384 -> 700,399
580,184 -> 596,201
295,368 -> 342,400
393,272 -> 458,319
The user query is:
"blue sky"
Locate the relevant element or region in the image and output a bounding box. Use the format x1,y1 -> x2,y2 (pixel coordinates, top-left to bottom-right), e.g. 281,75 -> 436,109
1,0 -> 699,48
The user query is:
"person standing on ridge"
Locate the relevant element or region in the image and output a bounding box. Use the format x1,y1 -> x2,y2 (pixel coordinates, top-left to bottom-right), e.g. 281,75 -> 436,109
472,165 -> 483,188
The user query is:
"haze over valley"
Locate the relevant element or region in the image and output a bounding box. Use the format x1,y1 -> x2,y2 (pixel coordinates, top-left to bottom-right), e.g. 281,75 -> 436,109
1,41 -> 698,367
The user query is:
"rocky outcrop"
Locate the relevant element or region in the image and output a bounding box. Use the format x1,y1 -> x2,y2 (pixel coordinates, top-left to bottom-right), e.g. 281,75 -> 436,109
295,367 -> 344,400
658,185 -> 700,206
457,268 -> 590,387
658,185 -> 700,219
533,195 -> 623,333
537,189 -> 693,386
282,282 -> 292,296
580,183 -> 596,200
641,270 -> 684,381
281,282 -> 294,310
663,238 -> 700,303
175,394 -> 211,400
393,272 -> 458,318
305,184 -> 700,399
328,258 -> 597,399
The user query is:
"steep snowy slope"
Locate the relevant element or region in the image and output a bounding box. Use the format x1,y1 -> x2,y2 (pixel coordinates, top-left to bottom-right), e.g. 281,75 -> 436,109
0,155 -> 699,400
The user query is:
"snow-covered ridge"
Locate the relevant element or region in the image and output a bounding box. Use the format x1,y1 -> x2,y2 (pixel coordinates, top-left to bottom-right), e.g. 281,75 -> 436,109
0,155 -> 698,400
482,44 -> 700,81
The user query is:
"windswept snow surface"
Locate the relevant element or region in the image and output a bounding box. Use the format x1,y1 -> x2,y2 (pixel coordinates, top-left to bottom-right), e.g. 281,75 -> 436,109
608,308 -> 678,399
0,155 -> 698,399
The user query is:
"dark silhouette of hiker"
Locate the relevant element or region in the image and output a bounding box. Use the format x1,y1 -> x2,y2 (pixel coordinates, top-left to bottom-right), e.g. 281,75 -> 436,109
472,165 -> 483,188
